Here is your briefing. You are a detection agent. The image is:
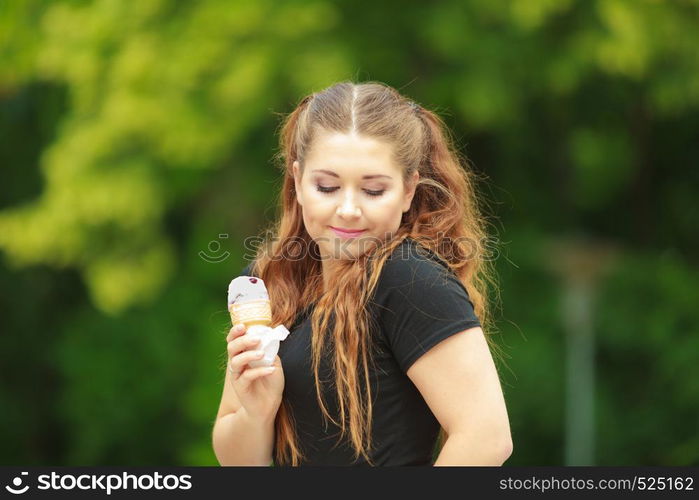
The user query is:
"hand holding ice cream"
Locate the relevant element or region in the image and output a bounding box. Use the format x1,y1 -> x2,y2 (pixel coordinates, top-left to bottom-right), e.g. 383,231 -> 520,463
227,276 -> 289,368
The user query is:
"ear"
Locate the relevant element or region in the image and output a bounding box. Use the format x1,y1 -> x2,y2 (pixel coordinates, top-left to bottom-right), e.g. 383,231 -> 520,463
292,160 -> 303,207
402,170 -> 419,213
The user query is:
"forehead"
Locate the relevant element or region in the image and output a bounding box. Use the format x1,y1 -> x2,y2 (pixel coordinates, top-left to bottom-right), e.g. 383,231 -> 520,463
305,130 -> 401,177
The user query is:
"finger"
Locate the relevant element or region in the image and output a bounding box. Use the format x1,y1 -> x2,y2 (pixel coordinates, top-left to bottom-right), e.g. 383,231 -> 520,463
241,365 -> 276,382
226,323 -> 247,343
227,336 -> 261,359
228,350 -> 266,378
227,323 -> 248,342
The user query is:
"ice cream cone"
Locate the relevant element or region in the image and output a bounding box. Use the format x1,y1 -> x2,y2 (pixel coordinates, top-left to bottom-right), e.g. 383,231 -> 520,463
227,275 -> 289,367
229,299 -> 272,326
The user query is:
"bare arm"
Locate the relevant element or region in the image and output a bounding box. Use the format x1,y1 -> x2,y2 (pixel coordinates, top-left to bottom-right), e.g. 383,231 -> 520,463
211,338 -> 277,466
434,433 -> 511,466
212,407 -> 275,466
407,326 -> 513,466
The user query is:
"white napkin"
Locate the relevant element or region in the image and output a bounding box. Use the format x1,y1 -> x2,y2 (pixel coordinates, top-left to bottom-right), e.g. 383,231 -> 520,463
244,324 -> 290,368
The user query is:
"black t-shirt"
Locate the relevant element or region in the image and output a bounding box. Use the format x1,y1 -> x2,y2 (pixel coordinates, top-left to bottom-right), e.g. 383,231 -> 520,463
237,237 -> 481,466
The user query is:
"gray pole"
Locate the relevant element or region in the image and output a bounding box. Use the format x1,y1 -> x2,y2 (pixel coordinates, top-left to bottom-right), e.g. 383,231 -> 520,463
548,238 -> 616,466
563,278 -> 595,465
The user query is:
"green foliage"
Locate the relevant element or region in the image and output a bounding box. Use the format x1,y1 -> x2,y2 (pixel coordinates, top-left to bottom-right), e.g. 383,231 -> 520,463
0,0 -> 352,313
596,250 -> 699,465
1,0 -> 697,465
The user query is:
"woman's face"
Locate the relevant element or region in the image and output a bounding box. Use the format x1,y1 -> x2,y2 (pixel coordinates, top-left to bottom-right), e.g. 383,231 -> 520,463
293,129 -> 418,262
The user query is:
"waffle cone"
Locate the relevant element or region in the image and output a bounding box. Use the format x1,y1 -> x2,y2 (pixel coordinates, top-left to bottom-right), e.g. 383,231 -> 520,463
229,299 -> 272,326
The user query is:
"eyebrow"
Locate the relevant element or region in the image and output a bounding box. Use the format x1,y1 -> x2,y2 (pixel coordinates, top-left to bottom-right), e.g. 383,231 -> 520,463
311,169 -> 392,180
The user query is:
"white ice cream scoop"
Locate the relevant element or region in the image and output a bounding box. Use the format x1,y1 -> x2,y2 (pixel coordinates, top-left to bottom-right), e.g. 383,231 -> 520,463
228,276 -> 269,306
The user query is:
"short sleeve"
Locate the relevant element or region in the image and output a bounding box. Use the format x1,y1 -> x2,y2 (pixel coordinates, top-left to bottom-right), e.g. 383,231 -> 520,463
375,244 -> 481,373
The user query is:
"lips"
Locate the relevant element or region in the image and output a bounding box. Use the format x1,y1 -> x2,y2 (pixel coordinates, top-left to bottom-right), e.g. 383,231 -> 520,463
330,226 -> 366,237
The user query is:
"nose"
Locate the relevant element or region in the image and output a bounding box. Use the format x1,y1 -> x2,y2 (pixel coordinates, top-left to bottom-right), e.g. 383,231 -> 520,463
336,193 -> 361,218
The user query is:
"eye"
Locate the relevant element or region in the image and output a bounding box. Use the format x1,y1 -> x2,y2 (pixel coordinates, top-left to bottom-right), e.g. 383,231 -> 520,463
316,185 -> 339,194
364,189 -> 385,197
315,185 -> 385,197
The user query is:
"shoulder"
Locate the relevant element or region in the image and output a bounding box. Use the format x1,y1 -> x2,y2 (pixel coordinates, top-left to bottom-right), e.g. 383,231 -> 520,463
371,238 -> 481,373
372,237 -> 477,310
378,238 -> 456,291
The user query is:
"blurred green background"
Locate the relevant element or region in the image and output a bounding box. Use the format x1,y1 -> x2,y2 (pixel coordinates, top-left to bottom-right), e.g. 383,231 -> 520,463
1,0 -> 697,466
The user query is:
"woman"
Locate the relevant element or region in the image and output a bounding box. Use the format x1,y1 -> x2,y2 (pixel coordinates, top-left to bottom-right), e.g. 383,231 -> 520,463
212,81 -> 513,466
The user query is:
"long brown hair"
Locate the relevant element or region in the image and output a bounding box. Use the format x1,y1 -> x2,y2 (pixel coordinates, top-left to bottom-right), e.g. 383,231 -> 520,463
247,81 -> 500,465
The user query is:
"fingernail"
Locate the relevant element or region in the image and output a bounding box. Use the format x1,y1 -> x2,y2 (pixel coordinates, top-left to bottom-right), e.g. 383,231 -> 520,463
254,350 -> 264,357
265,367 -> 275,373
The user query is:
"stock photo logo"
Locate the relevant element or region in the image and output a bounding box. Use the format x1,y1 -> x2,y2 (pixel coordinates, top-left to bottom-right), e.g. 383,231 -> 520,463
3,471 -> 193,495
199,234 -> 231,263
5,472 -> 29,495
198,232 -> 502,265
